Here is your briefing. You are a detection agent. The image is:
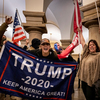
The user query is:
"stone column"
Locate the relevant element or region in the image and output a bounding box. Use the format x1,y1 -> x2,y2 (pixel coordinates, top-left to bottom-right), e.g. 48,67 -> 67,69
60,39 -> 72,49
22,11 -> 47,45
80,0 -> 100,45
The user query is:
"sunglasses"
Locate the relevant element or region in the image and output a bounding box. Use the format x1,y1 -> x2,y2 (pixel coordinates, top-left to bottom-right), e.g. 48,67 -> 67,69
41,43 -> 50,46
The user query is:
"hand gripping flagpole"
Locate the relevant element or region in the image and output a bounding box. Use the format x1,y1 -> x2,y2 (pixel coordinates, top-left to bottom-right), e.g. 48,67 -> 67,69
95,0 -> 100,28
16,9 -> 27,38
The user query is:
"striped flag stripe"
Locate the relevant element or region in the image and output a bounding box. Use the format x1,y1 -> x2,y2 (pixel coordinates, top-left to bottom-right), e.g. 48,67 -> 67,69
14,31 -> 25,37
13,34 -> 26,41
15,27 -> 23,32
13,36 -> 26,43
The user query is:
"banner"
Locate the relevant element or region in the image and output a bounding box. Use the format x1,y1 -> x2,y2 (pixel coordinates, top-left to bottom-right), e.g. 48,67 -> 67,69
0,41 -> 77,100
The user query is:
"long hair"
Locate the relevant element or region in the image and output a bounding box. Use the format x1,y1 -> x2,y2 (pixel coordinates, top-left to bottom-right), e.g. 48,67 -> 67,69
86,39 -> 100,57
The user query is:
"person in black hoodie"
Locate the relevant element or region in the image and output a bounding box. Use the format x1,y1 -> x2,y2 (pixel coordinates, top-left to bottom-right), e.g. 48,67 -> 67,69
25,38 -> 59,61
23,38 -> 41,50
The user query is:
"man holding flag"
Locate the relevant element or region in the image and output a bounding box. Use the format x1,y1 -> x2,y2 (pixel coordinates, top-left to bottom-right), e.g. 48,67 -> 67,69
0,16 -> 13,100
0,9 -> 26,100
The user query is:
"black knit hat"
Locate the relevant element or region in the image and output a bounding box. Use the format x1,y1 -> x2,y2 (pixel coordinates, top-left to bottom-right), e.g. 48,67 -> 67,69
31,38 -> 40,49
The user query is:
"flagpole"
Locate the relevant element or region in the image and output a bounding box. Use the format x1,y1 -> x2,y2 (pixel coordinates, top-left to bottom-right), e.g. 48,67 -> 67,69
78,31 -> 81,60
77,0 -> 81,60
2,0 -> 4,23
16,9 -> 27,38
95,0 -> 100,28
75,0 -> 81,60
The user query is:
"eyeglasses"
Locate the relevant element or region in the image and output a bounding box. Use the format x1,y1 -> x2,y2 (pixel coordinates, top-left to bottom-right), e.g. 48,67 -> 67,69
41,43 -> 50,46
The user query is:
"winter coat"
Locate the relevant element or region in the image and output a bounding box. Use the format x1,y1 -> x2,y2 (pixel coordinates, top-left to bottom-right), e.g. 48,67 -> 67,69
28,48 -> 59,61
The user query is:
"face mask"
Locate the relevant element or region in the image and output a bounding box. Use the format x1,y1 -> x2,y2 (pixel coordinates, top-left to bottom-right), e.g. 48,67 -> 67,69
54,43 -> 59,51
54,43 -> 62,52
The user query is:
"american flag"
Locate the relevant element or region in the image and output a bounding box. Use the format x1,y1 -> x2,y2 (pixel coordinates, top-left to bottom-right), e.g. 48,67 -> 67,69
12,10 -> 26,45
74,0 -> 82,34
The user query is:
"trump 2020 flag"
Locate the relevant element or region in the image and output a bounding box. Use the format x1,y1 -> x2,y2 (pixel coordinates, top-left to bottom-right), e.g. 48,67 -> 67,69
74,0 -> 82,34
0,41 -> 77,100
12,9 -> 26,45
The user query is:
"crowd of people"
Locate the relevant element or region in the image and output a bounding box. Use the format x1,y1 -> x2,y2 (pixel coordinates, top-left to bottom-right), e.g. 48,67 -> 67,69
0,16 -> 100,100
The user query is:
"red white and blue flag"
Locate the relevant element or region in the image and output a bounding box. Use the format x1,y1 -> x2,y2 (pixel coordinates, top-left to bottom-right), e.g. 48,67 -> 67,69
0,41 -> 77,100
74,0 -> 82,34
12,10 -> 26,45
57,1 -> 82,59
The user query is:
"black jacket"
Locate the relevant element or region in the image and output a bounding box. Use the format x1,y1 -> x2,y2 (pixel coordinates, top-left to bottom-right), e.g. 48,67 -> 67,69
60,55 -> 76,63
28,49 -> 59,61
